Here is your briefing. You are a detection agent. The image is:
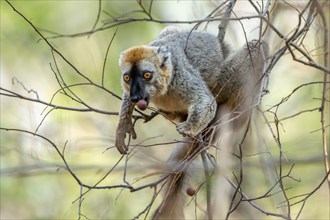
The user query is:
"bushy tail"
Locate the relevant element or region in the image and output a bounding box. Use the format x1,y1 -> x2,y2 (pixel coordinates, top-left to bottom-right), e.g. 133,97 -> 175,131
153,137 -> 199,219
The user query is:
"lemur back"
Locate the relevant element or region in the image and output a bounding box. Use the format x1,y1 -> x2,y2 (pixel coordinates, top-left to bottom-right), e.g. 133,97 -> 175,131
149,30 -> 228,92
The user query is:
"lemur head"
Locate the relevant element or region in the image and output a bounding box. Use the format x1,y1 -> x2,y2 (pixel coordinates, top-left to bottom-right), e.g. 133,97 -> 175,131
119,45 -> 172,108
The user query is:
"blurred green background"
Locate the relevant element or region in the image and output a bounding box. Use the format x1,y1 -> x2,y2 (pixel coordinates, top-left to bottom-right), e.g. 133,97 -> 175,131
1,1 -> 329,219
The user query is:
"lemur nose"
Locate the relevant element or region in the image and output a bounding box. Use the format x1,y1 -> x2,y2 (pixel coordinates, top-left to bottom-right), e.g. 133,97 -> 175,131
130,95 -> 141,103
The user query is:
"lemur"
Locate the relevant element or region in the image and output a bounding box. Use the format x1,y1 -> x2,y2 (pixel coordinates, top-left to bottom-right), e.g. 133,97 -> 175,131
115,26 -> 268,219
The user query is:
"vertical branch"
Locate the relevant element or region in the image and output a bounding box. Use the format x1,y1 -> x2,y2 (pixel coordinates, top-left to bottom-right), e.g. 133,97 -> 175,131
78,185 -> 84,220
315,0 -> 330,195
217,0 -> 237,43
200,144 -> 212,220
225,119 -> 251,219
274,108 -> 291,218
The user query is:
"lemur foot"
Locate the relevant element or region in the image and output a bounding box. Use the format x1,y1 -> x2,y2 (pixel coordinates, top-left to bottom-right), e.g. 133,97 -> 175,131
176,122 -> 199,137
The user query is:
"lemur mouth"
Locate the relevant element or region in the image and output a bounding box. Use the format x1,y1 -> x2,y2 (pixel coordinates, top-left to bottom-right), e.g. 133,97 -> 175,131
136,97 -> 149,111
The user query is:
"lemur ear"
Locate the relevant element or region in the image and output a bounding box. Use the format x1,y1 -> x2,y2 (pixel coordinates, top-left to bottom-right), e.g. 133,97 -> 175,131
118,51 -> 125,65
157,46 -> 167,53
157,46 -> 171,68
157,46 -> 170,58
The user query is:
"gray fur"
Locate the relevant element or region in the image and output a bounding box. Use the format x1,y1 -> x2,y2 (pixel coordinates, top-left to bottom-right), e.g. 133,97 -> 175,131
147,29 -> 267,135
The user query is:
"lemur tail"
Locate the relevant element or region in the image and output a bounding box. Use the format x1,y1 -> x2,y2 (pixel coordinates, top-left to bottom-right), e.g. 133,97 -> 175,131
153,137 -> 199,219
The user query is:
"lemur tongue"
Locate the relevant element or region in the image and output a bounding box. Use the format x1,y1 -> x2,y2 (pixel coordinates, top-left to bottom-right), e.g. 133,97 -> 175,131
136,99 -> 148,111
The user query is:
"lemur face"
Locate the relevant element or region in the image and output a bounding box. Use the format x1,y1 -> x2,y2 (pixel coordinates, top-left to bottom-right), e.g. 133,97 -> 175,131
119,46 -> 172,110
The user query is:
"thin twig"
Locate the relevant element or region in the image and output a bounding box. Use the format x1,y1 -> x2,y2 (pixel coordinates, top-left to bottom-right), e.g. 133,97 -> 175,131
101,28 -> 117,86
89,0 -> 102,33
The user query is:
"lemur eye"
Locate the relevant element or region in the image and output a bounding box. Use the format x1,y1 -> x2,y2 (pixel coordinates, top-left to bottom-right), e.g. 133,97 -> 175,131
123,74 -> 130,82
143,72 -> 152,80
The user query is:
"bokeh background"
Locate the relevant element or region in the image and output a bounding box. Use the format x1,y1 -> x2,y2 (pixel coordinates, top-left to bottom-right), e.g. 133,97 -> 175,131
1,0 -> 329,219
